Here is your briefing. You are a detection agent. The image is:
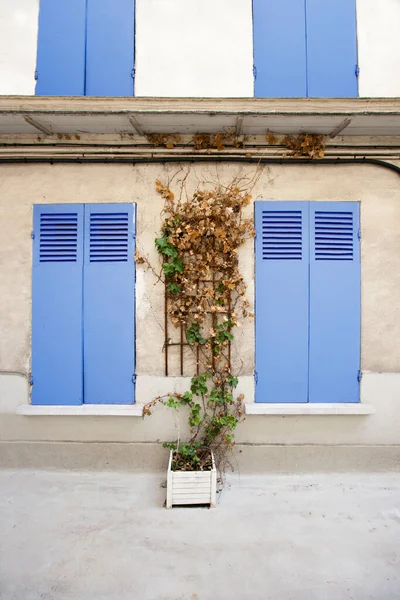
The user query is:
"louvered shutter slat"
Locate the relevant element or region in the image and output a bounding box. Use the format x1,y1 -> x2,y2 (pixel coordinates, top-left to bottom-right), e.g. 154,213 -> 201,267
89,211 -> 129,262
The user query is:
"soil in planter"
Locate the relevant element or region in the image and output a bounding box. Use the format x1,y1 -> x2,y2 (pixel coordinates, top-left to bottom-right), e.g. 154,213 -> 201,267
172,448 -> 212,472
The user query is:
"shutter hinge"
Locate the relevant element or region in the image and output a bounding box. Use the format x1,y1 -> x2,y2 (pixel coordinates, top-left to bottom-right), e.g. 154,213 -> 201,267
253,65 -> 257,80
29,376 -> 34,385
355,65 -> 360,78
34,70 -> 38,81
31,231 -> 35,240
132,374 -> 136,384
357,370 -> 362,383
131,68 -> 135,80
358,229 -> 361,241
254,371 -> 258,384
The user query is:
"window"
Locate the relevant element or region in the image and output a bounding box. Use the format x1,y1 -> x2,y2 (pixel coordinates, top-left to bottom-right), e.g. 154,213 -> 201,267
35,0 -> 135,96
255,201 -> 360,403
31,204 -> 136,405
253,0 -> 358,98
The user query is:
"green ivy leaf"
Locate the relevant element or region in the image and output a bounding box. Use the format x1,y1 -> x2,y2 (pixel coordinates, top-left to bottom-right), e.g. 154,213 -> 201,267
167,283 -> 182,295
162,441 -> 177,450
166,397 -> 179,409
180,391 -> 193,404
187,323 -> 207,345
163,259 -> 184,276
227,376 -> 239,388
174,259 -> 184,273
190,373 -> 210,396
155,236 -> 178,258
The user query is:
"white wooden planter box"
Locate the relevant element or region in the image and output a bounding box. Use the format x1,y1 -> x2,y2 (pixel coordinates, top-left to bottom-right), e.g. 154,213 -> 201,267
166,451 -> 217,508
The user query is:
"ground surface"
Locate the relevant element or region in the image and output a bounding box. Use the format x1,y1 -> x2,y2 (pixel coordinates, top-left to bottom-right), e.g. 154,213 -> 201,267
0,470 -> 399,600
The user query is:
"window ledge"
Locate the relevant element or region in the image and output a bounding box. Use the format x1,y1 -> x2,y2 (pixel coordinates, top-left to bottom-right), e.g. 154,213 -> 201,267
244,403 -> 375,416
17,404 -> 144,417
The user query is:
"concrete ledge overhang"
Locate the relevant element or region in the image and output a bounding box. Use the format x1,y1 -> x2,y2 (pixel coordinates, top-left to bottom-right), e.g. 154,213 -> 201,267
1,96 -> 400,137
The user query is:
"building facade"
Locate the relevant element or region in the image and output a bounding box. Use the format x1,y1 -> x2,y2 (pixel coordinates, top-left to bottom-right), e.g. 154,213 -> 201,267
0,0 -> 399,472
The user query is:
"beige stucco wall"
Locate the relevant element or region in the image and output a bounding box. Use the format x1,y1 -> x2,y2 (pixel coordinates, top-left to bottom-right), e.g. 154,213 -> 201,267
0,161 -> 399,450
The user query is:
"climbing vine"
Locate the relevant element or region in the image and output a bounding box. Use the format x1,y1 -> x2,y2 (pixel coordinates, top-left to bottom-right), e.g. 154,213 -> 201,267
138,177 -> 255,472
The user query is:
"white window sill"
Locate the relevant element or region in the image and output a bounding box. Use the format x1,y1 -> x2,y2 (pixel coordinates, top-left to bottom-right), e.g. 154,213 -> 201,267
17,404 -> 144,417
244,403 -> 375,416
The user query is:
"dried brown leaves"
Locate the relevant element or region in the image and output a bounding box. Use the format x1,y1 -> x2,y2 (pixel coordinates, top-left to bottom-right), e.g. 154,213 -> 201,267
147,134 -> 182,149
156,180 -> 254,332
265,129 -> 279,145
192,130 -> 246,151
282,133 -> 326,158
266,130 -> 326,158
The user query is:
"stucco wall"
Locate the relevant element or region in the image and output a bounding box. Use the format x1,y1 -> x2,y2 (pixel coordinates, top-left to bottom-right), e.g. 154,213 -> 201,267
0,0 -> 400,97
0,161 -> 399,449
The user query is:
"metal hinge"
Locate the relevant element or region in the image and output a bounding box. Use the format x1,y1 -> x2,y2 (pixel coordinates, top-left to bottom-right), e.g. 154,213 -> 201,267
254,371 -> 258,385
34,70 -> 38,81
132,374 -> 136,384
355,65 -> 360,78
253,66 -> 257,80
29,376 -> 34,385
357,370 -> 362,383
358,229 -> 361,241
131,68 -> 135,80
31,231 -> 35,240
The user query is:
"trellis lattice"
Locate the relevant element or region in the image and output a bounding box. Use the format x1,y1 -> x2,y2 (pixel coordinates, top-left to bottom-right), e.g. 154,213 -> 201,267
164,276 -> 232,377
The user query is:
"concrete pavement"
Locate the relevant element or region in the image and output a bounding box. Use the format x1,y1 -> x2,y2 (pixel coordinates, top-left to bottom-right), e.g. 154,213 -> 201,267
1,470 -> 399,600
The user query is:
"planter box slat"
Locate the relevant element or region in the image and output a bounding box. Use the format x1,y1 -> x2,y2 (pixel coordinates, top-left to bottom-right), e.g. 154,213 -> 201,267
172,485 -> 211,492
172,492 -> 210,504
172,473 -> 212,480
171,497 -> 212,505
166,451 -> 217,508
172,477 -> 212,485
172,487 -> 211,498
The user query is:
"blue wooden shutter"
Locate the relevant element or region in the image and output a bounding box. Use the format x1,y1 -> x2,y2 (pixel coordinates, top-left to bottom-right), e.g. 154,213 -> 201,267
32,205 -> 84,405
309,202 -> 360,403
253,0 -> 307,97
35,0 -> 86,96
83,204 -> 135,404
86,0 -> 135,96
255,202 -> 309,403
306,0 -> 358,97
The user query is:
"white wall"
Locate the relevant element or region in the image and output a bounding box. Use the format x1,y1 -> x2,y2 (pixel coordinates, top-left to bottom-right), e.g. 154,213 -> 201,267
0,1 -> 399,100
0,0 -> 38,95
134,0 -> 254,97
357,0 -> 400,97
